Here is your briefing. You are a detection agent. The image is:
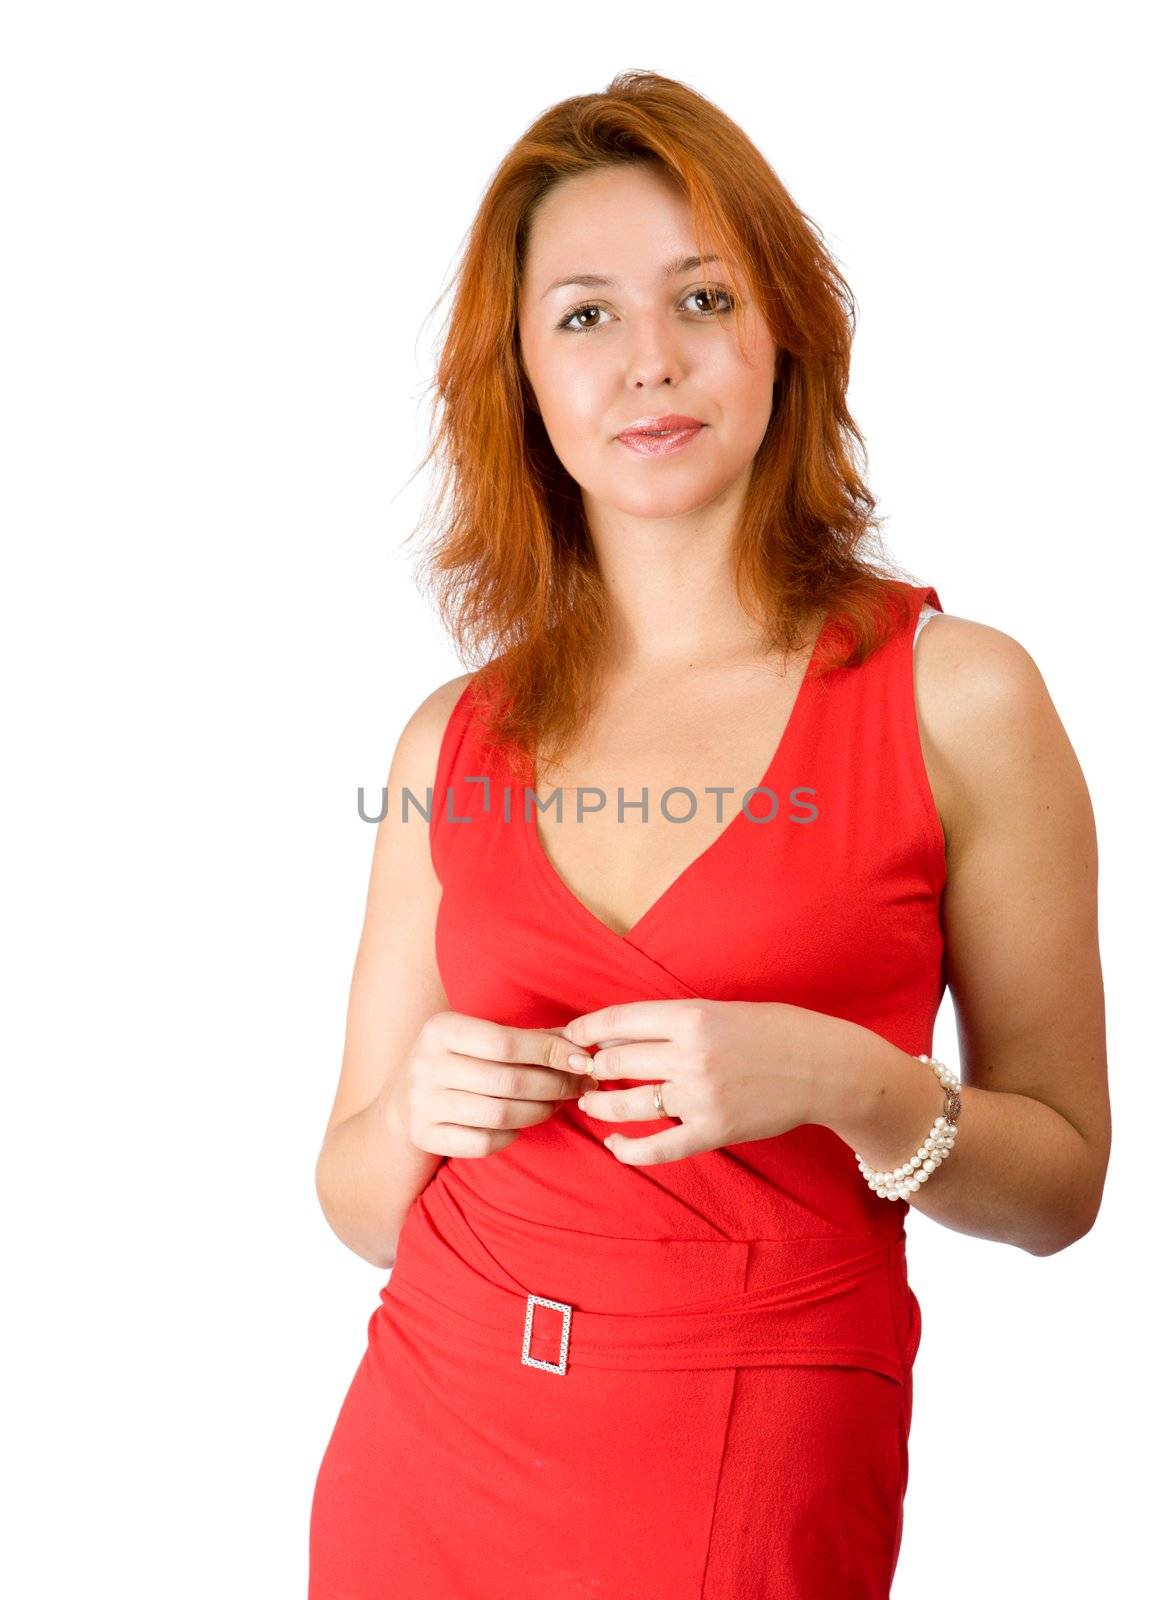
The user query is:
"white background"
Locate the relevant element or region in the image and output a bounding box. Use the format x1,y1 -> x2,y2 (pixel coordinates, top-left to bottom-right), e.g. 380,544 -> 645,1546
3,3 -> 1162,1594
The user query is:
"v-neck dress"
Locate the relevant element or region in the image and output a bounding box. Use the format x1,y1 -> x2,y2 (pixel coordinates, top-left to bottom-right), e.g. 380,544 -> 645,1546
310,582 -> 947,1600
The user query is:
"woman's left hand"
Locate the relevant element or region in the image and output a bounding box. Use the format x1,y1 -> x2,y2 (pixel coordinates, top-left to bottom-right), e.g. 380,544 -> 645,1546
563,998 -> 862,1165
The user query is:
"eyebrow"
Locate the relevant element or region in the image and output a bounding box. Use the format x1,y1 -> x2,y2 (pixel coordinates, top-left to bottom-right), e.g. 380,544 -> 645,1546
540,253 -> 723,301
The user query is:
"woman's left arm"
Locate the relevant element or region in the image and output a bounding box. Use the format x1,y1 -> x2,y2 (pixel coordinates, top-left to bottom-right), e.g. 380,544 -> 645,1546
819,616 -> 1112,1257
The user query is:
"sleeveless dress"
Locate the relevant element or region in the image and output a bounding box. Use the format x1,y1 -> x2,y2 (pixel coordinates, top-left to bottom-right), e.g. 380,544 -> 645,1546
310,582 -> 947,1599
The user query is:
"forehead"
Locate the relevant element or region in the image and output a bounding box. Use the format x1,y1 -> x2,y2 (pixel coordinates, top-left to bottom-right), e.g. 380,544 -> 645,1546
522,165 -> 704,292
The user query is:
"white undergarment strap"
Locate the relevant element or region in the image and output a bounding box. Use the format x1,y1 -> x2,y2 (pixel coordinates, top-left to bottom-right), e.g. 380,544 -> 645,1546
914,603 -> 939,647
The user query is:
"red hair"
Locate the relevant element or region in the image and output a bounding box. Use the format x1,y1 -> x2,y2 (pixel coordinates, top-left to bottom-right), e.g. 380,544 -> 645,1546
405,69 -> 927,781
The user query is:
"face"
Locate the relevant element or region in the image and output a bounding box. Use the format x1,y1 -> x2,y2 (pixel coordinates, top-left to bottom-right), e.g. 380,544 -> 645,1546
517,163 -> 779,522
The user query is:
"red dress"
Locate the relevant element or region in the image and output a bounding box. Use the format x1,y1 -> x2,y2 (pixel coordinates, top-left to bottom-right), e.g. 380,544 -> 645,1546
310,582 -> 947,1599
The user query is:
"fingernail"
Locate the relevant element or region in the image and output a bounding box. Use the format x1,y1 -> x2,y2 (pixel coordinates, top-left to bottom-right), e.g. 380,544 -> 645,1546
567,1053 -> 590,1072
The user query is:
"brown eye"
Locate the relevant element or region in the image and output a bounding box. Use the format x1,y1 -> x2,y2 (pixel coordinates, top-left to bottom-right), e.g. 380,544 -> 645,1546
558,303 -> 612,333
684,286 -> 736,316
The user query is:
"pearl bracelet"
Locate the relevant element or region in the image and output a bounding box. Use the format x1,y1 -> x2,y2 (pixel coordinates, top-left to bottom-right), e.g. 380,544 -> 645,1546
856,1054 -> 962,1201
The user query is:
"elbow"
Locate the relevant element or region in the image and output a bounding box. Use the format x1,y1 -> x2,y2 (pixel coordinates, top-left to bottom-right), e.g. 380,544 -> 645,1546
1027,1137 -> 1109,1257
1025,1198 -> 1104,1258
1025,1227 -> 1085,1259
359,1237 -> 398,1272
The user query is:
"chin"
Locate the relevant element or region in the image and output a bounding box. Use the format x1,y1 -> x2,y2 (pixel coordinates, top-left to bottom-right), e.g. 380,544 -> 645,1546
599,474 -> 728,520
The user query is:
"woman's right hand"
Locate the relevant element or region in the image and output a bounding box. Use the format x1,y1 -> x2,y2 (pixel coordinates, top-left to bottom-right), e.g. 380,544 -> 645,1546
381,1011 -> 596,1158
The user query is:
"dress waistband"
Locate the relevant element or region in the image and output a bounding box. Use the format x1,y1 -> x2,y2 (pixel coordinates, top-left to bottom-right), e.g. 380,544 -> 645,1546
378,1176 -> 922,1385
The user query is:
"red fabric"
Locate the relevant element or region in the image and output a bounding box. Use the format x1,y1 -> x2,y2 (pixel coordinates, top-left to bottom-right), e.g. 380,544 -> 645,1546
310,582 -> 947,1598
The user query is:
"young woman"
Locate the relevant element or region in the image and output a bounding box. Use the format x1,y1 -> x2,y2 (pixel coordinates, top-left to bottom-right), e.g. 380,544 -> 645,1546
309,70 -> 1110,1599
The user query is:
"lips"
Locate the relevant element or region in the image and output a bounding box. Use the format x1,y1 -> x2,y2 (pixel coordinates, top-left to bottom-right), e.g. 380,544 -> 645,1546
616,413 -> 705,439
616,414 -> 706,458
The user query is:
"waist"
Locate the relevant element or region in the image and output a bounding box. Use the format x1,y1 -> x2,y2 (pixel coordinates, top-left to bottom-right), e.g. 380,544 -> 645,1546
380,1176 -> 921,1384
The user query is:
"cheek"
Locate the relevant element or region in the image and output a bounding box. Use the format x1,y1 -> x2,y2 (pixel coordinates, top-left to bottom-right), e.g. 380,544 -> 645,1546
711,347 -> 776,431
714,366 -> 776,472
542,365 -> 606,431
536,373 -> 612,477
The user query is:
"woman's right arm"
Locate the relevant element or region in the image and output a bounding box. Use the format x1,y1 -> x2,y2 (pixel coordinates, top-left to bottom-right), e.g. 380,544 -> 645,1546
313,674 -> 473,1270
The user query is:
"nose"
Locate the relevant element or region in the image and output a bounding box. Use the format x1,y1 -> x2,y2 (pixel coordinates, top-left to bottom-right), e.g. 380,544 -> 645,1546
623,316 -> 684,389
626,353 -> 678,389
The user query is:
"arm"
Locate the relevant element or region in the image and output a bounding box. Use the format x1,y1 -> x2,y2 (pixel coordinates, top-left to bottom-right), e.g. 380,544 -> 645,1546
314,672 -> 477,1270
819,616 -> 1111,1257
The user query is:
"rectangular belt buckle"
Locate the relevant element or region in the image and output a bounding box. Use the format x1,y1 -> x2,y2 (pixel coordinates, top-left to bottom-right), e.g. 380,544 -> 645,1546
521,1293 -> 572,1375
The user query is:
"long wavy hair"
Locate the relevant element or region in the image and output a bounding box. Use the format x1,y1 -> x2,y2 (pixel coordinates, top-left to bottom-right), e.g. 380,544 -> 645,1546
405,68 -> 926,783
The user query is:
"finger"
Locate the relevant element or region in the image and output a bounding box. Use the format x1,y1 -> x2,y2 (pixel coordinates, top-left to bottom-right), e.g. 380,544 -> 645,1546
447,1056 -> 590,1103
577,1083 -> 670,1124
601,1127 -> 704,1166
561,1001 -> 683,1049
438,1086 -> 573,1130
577,1039 -> 673,1082
447,1015 -> 592,1076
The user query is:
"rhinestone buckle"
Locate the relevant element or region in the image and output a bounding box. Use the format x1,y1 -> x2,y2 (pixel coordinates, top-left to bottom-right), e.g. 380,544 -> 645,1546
521,1293 -> 572,1375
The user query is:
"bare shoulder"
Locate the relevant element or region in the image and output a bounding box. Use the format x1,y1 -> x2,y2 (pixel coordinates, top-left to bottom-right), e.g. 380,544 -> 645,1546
374,669 -> 480,894
914,611 -> 1049,736
391,670 -> 479,794
912,613 -> 1092,856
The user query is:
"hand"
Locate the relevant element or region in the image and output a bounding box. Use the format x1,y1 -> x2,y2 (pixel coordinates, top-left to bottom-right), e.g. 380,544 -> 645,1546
562,999 -> 858,1166
385,1012 -> 595,1159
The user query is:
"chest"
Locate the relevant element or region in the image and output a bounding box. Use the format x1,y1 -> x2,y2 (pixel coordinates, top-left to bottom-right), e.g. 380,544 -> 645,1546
529,664 -> 813,941
431,589 -> 948,1043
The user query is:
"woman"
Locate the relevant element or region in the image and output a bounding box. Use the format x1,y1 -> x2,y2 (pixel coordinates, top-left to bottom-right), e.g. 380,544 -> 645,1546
309,70 -> 1110,1599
